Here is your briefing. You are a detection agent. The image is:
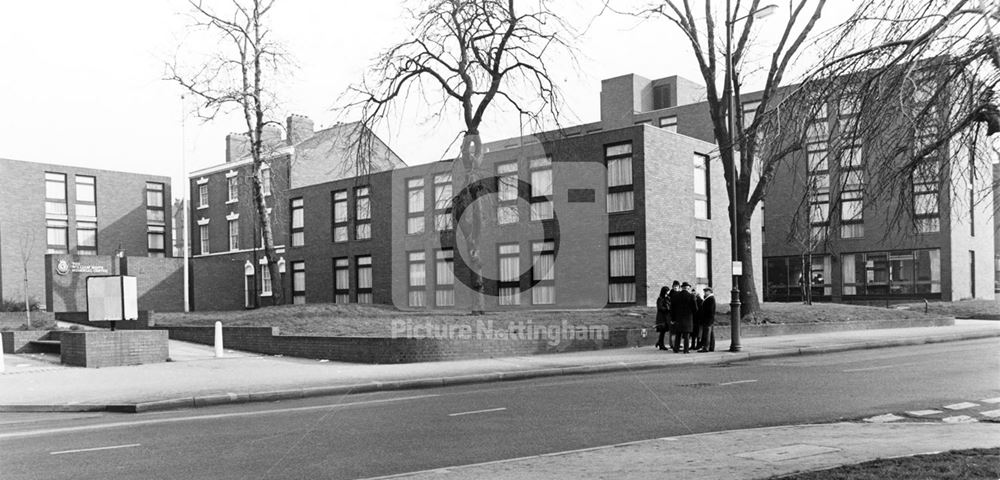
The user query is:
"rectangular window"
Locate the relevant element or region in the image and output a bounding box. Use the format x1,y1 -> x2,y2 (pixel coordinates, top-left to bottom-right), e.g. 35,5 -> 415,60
333,257 -> 350,303
332,190 -> 348,243
46,220 -> 68,254
261,167 -> 272,196
652,84 -> 672,109
355,186 -> 371,240
695,237 -> 711,286
408,251 -> 427,307
199,224 -> 209,254
435,249 -> 455,307
843,250 -> 940,296
913,160 -> 939,233
260,259 -> 272,296
496,162 -> 519,225
291,261 -> 305,304
659,116 -> 677,132
198,184 -> 209,208
75,175 -> 97,219
742,101 -> 761,127
529,157 -> 553,221
432,173 -> 453,231
693,153 -> 710,219
839,157 -> 864,239
228,176 -> 238,202
531,240 -> 555,305
228,219 -> 240,251
76,222 -> 97,254
148,225 -> 166,257
290,198 -> 304,246
146,182 -> 165,225
45,172 -> 67,216
406,177 -> 425,235
606,143 -> 634,213
608,233 -> 636,303
357,256 -> 373,304
498,243 -> 520,305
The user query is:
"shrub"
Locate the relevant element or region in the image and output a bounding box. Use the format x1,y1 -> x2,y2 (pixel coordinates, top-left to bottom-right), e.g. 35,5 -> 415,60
1,297 -> 41,312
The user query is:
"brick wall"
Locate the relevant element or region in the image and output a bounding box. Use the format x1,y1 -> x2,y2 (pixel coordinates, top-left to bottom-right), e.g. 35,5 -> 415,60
45,254 -> 184,312
0,330 -> 52,353
59,330 -> 168,368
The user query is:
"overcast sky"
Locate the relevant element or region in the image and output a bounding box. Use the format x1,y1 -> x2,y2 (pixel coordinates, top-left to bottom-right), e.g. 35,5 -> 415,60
0,1 -> 859,198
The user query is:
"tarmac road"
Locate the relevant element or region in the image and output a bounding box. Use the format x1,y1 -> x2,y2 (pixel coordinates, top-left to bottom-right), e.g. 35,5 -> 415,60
0,338 -> 997,480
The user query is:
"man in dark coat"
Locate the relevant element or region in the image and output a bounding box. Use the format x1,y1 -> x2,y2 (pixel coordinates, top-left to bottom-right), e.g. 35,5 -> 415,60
697,287 -> 716,352
670,282 -> 698,353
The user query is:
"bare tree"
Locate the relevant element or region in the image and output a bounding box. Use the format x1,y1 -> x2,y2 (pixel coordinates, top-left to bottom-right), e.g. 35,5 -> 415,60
347,0 -> 575,313
18,231 -> 35,326
167,0 -> 288,305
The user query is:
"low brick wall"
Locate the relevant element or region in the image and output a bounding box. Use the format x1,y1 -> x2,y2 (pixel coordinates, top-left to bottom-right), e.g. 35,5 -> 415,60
55,311 -> 151,330
60,331 -> 169,368
0,330 -> 55,353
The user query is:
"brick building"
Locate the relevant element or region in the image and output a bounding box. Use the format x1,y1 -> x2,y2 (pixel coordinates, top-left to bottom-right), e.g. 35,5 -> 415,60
188,91 -> 757,311
0,158 -> 174,307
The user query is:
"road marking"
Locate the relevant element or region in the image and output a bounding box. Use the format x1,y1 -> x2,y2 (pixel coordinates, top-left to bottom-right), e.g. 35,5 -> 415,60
943,402 -> 979,410
0,394 -> 440,440
906,410 -> 942,417
51,443 -> 140,455
842,363 -> 917,372
863,414 -> 904,423
981,409 -> 1000,418
981,397 -> 1000,404
719,379 -> 758,386
448,407 -> 507,417
942,415 -> 977,423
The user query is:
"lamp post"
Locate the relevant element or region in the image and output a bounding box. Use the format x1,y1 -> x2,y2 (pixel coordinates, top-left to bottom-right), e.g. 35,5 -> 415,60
726,1 -> 777,352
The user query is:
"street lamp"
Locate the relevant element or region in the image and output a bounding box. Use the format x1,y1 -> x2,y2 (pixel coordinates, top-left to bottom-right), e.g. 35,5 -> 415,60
726,2 -> 777,352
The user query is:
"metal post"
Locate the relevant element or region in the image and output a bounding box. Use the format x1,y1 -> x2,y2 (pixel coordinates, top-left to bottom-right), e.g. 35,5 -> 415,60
727,0 -> 742,352
181,93 -> 191,313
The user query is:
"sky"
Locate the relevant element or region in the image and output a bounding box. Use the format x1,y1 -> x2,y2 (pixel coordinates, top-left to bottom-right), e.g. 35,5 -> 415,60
0,1 -> 860,199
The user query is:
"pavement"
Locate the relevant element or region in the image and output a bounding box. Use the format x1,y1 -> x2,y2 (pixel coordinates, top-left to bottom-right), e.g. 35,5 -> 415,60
1,319 -> 999,479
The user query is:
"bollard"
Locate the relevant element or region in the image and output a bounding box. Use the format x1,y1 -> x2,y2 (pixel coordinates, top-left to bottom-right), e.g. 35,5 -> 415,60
0,334 -> 5,373
214,321 -> 224,358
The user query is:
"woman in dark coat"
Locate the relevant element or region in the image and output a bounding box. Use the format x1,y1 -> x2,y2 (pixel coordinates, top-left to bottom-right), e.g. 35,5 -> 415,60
670,282 -> 699,353
697,287 -> 716,352
654,286 -> 670,350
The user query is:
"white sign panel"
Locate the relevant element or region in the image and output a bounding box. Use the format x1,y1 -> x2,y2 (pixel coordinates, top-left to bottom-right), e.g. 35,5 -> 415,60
732,261 -> 743,276
87,276 -> 139,321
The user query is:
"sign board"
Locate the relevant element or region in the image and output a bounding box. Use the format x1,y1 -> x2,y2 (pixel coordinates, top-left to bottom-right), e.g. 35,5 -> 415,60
87,276 -> 139,321
732,261 -> 743,276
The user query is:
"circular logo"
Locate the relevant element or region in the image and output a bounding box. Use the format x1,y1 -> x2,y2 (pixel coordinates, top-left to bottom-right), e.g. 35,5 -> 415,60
55,259 -> 70,276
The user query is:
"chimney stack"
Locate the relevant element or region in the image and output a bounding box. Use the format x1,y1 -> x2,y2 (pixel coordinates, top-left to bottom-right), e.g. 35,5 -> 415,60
225,133 -> 250,163
286,114 -> 315,145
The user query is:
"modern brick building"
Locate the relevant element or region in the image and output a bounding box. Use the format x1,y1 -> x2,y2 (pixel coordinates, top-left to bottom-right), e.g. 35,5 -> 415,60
188,94 -> 758,311
0,158 -> 174,308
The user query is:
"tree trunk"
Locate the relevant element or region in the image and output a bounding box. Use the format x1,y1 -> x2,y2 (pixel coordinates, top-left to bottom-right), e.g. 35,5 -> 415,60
460,133 -> 486,315
737,218 -> 761,318
252,167 -> 282,305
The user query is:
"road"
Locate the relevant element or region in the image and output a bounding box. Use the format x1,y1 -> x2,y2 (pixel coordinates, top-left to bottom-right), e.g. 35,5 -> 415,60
1,339 -> 997,479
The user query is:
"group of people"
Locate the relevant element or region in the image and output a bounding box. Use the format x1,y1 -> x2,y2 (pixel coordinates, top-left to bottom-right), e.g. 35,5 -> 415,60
653,280 -> 716,353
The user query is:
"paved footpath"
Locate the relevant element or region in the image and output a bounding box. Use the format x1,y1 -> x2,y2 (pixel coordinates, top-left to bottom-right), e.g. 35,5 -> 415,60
0,320 -> 997,413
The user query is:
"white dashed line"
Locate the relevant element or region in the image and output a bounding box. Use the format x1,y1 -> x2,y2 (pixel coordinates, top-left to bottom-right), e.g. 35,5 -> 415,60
906,410 -> 942,417
864,414 -> 904,423
943,402 -> 979,410
981,397 -> 1000,404
980,409 -> 1000,418
942,416 -> 977,424
448,407 -> 507,417
719,380 -> 759,386
51,444 -> 141,455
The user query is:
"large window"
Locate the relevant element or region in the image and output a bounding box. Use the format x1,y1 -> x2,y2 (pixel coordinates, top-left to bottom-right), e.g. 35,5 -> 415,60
807,142 -> 830,243
356,256 -> 373,304
198,183 -> 209,208
290,198 -> 304,246
842,250 -> 940,296
764,256 -> 831,300
498,243 -> 520,305
529,157 -> 553,221
408,251 -> 427,307
695,238 -> 711,286
606,143 -> 634,213
76,221 -> 97,255
912,160 -> 940,233
693,154 -> 710,219
76,175 -> 97,219
659,116 -> 677,132
45,172 -> 67,216
291,261 -> 305,304
333,257 -> 350,303
227,176 -> 239,202
46,220 -> 68,254
355,186 -> 371,240
406,177 -> 425,235
839,144 -> 864,239
608,233 -> 636,303
496,162 -> 519,225
433,174 -> 453,231
531,240 -> 555,305
260,258 -> 272,296
332,190 -> 348,243
261,167 -> 272,196
146,182 -> 165,225
199,224 -> 209,254
147,225 -> 166,257
228,219 -> 240,251
435,249 -> 455,307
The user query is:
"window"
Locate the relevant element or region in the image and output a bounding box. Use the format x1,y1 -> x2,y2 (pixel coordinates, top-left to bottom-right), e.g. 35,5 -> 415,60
261,167 -> 272,196
839,149 -> 864,239
290,198 -> 304,246
659,116 -> 677,132
742,101 -> 761,127
408,251 -> 427,307
652,84 -> 672,109
198,184 -> 209,208
606,143 -> 634,213
333,257 -> 350,303
46,220 -> 68,254
355,186 -> 371,240
146,182 -> 165,224
228,219 -> 240,251
45,172 -> 67,216
260,259 -> 272,296
842,250 -> 940,296
693,154 -> 710,219
498,243 -> 520,305
435,249 -> 455,307
695,238 -> 711,286
227,176 -> 238,202
357,256 -> 373,304
608,233 -> 636,303
807,142 -> 830,243
332,190 -> 348,243
531,240 -> 555,305
291,261 -> 305,304
199,224 -> 209,254
76,175 -> 97,219
807,118 -> 829,142
496,162 -> 519,225
912,160 -> 939,233
529,157 -> 553,221
406,177 -> 425,235
433,174 -> 453,231
764,256 -> 831,299
148,225 -> 166,257
77,221 -> 97,255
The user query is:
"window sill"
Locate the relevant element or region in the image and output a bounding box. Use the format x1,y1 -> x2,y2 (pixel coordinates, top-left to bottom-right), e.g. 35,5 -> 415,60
226,200 -> 239,205
260,292 -> 273,297
197,205 -> 209,210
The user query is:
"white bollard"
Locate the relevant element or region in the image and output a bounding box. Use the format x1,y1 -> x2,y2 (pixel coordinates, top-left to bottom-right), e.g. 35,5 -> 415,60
0,335 -> 5,372
214,321 -> 224,358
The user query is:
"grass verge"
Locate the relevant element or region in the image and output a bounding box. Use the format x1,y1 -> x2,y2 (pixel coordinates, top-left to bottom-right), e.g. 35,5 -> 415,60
770,448 -> 999,479
896,298 -> 1000,320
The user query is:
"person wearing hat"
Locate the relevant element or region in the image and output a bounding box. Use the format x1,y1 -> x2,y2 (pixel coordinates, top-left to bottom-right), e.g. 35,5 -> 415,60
670,282 -> 699,353
697,287 -> 716,352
